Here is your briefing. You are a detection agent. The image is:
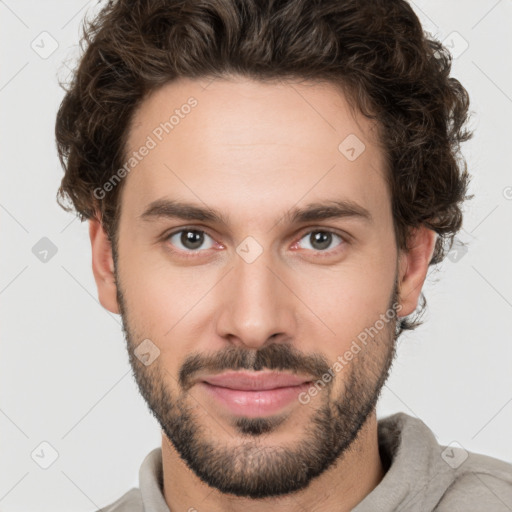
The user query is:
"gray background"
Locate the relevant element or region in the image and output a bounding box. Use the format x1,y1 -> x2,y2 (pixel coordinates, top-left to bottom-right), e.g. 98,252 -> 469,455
1,0 -> 511,510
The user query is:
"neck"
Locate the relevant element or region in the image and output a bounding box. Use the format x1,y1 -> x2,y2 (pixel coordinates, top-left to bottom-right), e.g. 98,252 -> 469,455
161,410 -> 385,512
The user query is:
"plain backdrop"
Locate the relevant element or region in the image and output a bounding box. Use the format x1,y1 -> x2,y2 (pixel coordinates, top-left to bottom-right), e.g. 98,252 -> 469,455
1,0 -> 511,510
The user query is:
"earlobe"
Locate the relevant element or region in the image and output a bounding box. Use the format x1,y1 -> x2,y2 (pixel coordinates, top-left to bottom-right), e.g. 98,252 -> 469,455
89,218 -> 120,314
397,226 -> 437,317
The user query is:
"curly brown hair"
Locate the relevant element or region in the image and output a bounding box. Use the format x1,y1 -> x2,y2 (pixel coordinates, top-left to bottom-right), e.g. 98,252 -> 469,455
55,0 -> 473,334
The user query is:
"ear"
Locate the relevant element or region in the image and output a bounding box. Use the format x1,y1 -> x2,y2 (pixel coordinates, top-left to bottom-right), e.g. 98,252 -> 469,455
397,226 -> 437,317
89,218 -> 120,314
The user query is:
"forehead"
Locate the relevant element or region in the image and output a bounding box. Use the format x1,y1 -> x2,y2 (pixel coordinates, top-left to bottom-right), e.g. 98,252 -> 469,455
121,76 -> 390,227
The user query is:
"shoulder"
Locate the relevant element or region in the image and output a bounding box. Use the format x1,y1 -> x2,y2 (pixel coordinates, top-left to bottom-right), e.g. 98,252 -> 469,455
374,412 -> 512,511
435,451 -> 512,511
94,488 -> 143,512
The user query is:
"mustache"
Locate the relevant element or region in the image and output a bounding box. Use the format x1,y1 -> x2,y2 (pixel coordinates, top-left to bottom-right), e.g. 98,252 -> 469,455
179,342 -> 332,391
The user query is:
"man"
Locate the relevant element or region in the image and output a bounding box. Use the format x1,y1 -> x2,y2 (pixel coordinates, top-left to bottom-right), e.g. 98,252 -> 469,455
55,0 -> 512,510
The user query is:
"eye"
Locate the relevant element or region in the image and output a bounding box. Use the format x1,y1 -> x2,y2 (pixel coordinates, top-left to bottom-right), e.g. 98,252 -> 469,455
293,229 -> 346,253
164,227 -> 347,258
166,228 -> 216,253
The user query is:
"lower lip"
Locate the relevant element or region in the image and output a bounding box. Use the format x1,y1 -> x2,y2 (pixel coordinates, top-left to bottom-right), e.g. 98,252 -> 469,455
198,381 -> 312,417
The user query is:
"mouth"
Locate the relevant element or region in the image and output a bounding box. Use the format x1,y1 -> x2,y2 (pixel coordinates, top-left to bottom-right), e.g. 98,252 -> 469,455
197,371 -> 313,417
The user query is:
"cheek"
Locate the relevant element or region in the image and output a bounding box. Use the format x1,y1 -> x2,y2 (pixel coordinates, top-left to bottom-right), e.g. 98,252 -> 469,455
296,255 -> 396,355
117,248 -> 217,370
116,248 -> 177,338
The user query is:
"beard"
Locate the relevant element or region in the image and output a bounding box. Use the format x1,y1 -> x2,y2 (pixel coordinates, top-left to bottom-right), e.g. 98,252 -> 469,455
115,267 -> 400,499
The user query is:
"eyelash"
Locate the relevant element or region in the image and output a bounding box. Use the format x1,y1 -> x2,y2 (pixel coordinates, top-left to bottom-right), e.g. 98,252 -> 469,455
162,226 -> 348,259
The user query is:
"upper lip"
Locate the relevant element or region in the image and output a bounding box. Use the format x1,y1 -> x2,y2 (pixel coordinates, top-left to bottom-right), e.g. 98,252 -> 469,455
200,371 -> 312,390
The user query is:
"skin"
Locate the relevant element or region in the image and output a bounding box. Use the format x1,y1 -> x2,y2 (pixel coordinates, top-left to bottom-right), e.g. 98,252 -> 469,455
89,76 -> 436,512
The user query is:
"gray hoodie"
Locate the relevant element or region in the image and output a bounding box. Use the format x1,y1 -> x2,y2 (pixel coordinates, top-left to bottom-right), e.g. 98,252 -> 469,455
96,412 -> 512,511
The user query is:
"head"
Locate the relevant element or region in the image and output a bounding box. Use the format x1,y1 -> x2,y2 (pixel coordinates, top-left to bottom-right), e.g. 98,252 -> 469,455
55,0 -> 472,500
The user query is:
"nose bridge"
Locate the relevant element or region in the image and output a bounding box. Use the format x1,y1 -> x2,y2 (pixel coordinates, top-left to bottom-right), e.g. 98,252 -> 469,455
216,246 -> 296,348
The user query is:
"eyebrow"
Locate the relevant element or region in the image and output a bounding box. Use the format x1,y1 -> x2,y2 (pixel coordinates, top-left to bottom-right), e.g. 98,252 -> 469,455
139,198 -> 373,226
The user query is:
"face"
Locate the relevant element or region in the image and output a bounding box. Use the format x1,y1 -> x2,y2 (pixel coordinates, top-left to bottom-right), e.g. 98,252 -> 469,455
91,76 -> 434,499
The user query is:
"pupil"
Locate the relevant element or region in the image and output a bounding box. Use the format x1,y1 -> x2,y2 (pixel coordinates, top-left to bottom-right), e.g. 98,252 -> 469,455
182,230 -> 203,250
311,231 -> 331,250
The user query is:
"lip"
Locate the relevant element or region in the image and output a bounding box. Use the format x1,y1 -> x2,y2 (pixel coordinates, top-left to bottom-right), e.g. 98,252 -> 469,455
201,370 -> 312,390
197,371 -> 313,418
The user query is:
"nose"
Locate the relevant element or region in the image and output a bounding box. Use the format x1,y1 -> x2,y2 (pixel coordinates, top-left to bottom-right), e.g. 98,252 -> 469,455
215,248 -> 298,350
